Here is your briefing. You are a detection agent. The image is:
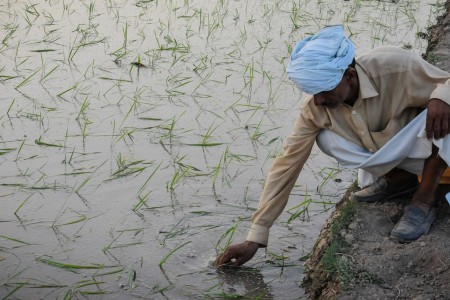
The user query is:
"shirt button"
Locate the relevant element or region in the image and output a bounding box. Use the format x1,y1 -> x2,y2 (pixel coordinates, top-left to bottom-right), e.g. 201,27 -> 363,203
361,131 -> 366,136
352,111 -> 356,115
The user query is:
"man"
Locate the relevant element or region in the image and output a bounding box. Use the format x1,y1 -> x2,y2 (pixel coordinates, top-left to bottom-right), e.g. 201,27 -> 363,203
216,25 -> 450,267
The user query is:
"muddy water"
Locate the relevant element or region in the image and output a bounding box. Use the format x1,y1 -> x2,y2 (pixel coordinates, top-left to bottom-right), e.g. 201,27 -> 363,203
0,0 -> 441,299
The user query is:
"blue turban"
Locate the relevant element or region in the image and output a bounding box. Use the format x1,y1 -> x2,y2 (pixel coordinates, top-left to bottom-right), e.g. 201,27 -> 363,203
287,25 -> 355,95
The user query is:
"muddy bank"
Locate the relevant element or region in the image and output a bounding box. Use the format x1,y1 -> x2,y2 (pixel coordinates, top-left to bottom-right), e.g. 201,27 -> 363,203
303,1 -> 450,299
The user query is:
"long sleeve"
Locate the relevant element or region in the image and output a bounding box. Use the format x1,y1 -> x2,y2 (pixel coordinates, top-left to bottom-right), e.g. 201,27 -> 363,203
246,107 -> 321,246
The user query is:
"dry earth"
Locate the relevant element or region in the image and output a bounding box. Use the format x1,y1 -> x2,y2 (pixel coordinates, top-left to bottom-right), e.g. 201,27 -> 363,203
303,2 -> 450,299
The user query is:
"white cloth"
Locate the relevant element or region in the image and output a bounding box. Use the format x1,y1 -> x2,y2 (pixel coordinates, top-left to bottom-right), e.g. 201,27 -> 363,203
317,110 -> 450,190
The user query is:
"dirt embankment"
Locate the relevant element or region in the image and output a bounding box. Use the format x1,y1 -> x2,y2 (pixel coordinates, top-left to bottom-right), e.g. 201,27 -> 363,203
303,2 -> 450,299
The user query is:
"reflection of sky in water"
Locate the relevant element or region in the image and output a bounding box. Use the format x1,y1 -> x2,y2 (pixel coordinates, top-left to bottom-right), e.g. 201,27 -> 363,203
0,0 -> 442,298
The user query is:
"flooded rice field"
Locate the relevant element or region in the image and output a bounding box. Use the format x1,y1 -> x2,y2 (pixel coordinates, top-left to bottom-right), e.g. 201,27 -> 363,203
0,0 -> 443,299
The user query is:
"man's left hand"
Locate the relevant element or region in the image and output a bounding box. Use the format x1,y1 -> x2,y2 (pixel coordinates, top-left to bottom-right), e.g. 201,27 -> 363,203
426,98 -> 450,140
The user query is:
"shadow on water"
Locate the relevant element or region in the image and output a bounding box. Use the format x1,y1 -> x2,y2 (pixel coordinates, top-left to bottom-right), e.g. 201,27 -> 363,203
215,266 -> 274,299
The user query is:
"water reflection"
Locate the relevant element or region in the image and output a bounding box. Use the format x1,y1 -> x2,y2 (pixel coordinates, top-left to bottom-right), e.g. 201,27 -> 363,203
216,266 -> 274,299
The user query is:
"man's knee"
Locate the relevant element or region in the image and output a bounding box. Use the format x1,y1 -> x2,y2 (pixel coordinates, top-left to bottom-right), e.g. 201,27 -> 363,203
316,130 -> 336,156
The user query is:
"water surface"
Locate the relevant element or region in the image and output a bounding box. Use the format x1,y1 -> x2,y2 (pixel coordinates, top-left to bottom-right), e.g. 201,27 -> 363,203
0,0 -> 441,298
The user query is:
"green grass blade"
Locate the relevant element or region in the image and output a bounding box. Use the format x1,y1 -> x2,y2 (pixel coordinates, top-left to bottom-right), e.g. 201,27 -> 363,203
0,235 -> 32,245
14,194 -> 33,214
1,281 -> 28,300
36,257 -> 116,270
15,67 -> 41,89
159,241 -> 191,267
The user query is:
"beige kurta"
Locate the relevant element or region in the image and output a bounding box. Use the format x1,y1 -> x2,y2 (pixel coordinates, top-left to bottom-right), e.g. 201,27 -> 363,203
246,46 -> 450,246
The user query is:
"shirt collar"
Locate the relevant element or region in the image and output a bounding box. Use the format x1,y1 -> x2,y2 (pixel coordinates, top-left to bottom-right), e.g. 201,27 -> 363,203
355,63 -> 379,99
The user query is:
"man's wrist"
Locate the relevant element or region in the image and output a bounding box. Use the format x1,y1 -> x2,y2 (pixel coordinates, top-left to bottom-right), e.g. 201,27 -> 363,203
244,240 -> 265,248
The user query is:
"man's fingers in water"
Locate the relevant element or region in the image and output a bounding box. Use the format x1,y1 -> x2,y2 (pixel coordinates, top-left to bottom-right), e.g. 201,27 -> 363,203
233,257 -> 247,266
217,250 -> 235,266
216,255 -> 229,266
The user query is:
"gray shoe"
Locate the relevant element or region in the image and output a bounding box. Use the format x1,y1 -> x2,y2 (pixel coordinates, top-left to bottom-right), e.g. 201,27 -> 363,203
390,205 -> 436,242
351,176 -> 418,203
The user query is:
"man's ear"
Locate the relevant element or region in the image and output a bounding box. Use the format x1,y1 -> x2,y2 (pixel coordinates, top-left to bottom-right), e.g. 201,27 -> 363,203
345,67 -> 356,80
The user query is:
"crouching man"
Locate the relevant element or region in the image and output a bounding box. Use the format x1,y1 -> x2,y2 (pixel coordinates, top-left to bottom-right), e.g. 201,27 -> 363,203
217,25 -> 450,267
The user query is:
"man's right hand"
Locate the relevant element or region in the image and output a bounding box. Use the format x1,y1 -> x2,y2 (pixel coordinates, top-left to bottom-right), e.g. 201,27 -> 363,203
215,241 -> 261,267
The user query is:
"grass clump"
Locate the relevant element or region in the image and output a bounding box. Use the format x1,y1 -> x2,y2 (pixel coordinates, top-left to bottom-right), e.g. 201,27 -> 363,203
319,186 -> 384,288
320,199 -> 356,286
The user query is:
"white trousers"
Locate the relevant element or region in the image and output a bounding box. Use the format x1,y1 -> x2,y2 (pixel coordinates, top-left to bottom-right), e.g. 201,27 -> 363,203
316,110 -> 450,188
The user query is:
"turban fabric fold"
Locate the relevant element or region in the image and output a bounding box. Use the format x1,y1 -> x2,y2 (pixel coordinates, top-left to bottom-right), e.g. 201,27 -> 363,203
287,25 -> 355,95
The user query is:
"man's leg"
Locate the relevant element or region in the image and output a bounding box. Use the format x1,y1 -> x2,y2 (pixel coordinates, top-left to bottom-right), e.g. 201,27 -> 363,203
351,167 -> 419,203
391,145 -> 448,241
316,130 -> 420,202
410,145 -> 448,212
317,127 -> 450,241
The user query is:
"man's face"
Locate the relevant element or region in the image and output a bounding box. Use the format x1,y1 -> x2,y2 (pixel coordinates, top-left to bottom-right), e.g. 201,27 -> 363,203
313,68 -> 358,108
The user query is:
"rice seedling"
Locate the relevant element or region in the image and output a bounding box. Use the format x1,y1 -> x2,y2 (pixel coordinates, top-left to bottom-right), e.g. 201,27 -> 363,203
57,82 -> 79,99
6,99 -> 15,116
166,165 -> 191,191
2,24 -> 18,45
250,118 -> 264,141
137,162 -> 162,196
212,148 -> 225,189
215,221 -> 239,252
159,241 -> 192,268
192,53 -> 210,74
94,267 -> 125,277
133,162 -> 162,211
108,241 -> 143,250
0,74 -> 19,81
159,113 -> 185,143
156,34 -> 191,54
102,230 -> 125,253
110,45 -> 130,64
1,281 -> 28,300
248,118 -> 280,142
14,194 -> 33,215
243,61 -> 256,89
317,166 -> 340,193
0,235 -> 32,245
15,67 -> 42,89
159,219 -> 188,246
74,160 -> 107,193
63,284 -> 108,300
34,137 -> 63,148
0,148 -> 16,156
76,97 -> 90,122
286,191 -> 313,224
192,69 -> 213,94
118,89 -> 143,129
186,121 -> 223,147
166,73 -> 192,96
54,209 -> 88,227
265,249 -> 297,269
110,154 -> 149,180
